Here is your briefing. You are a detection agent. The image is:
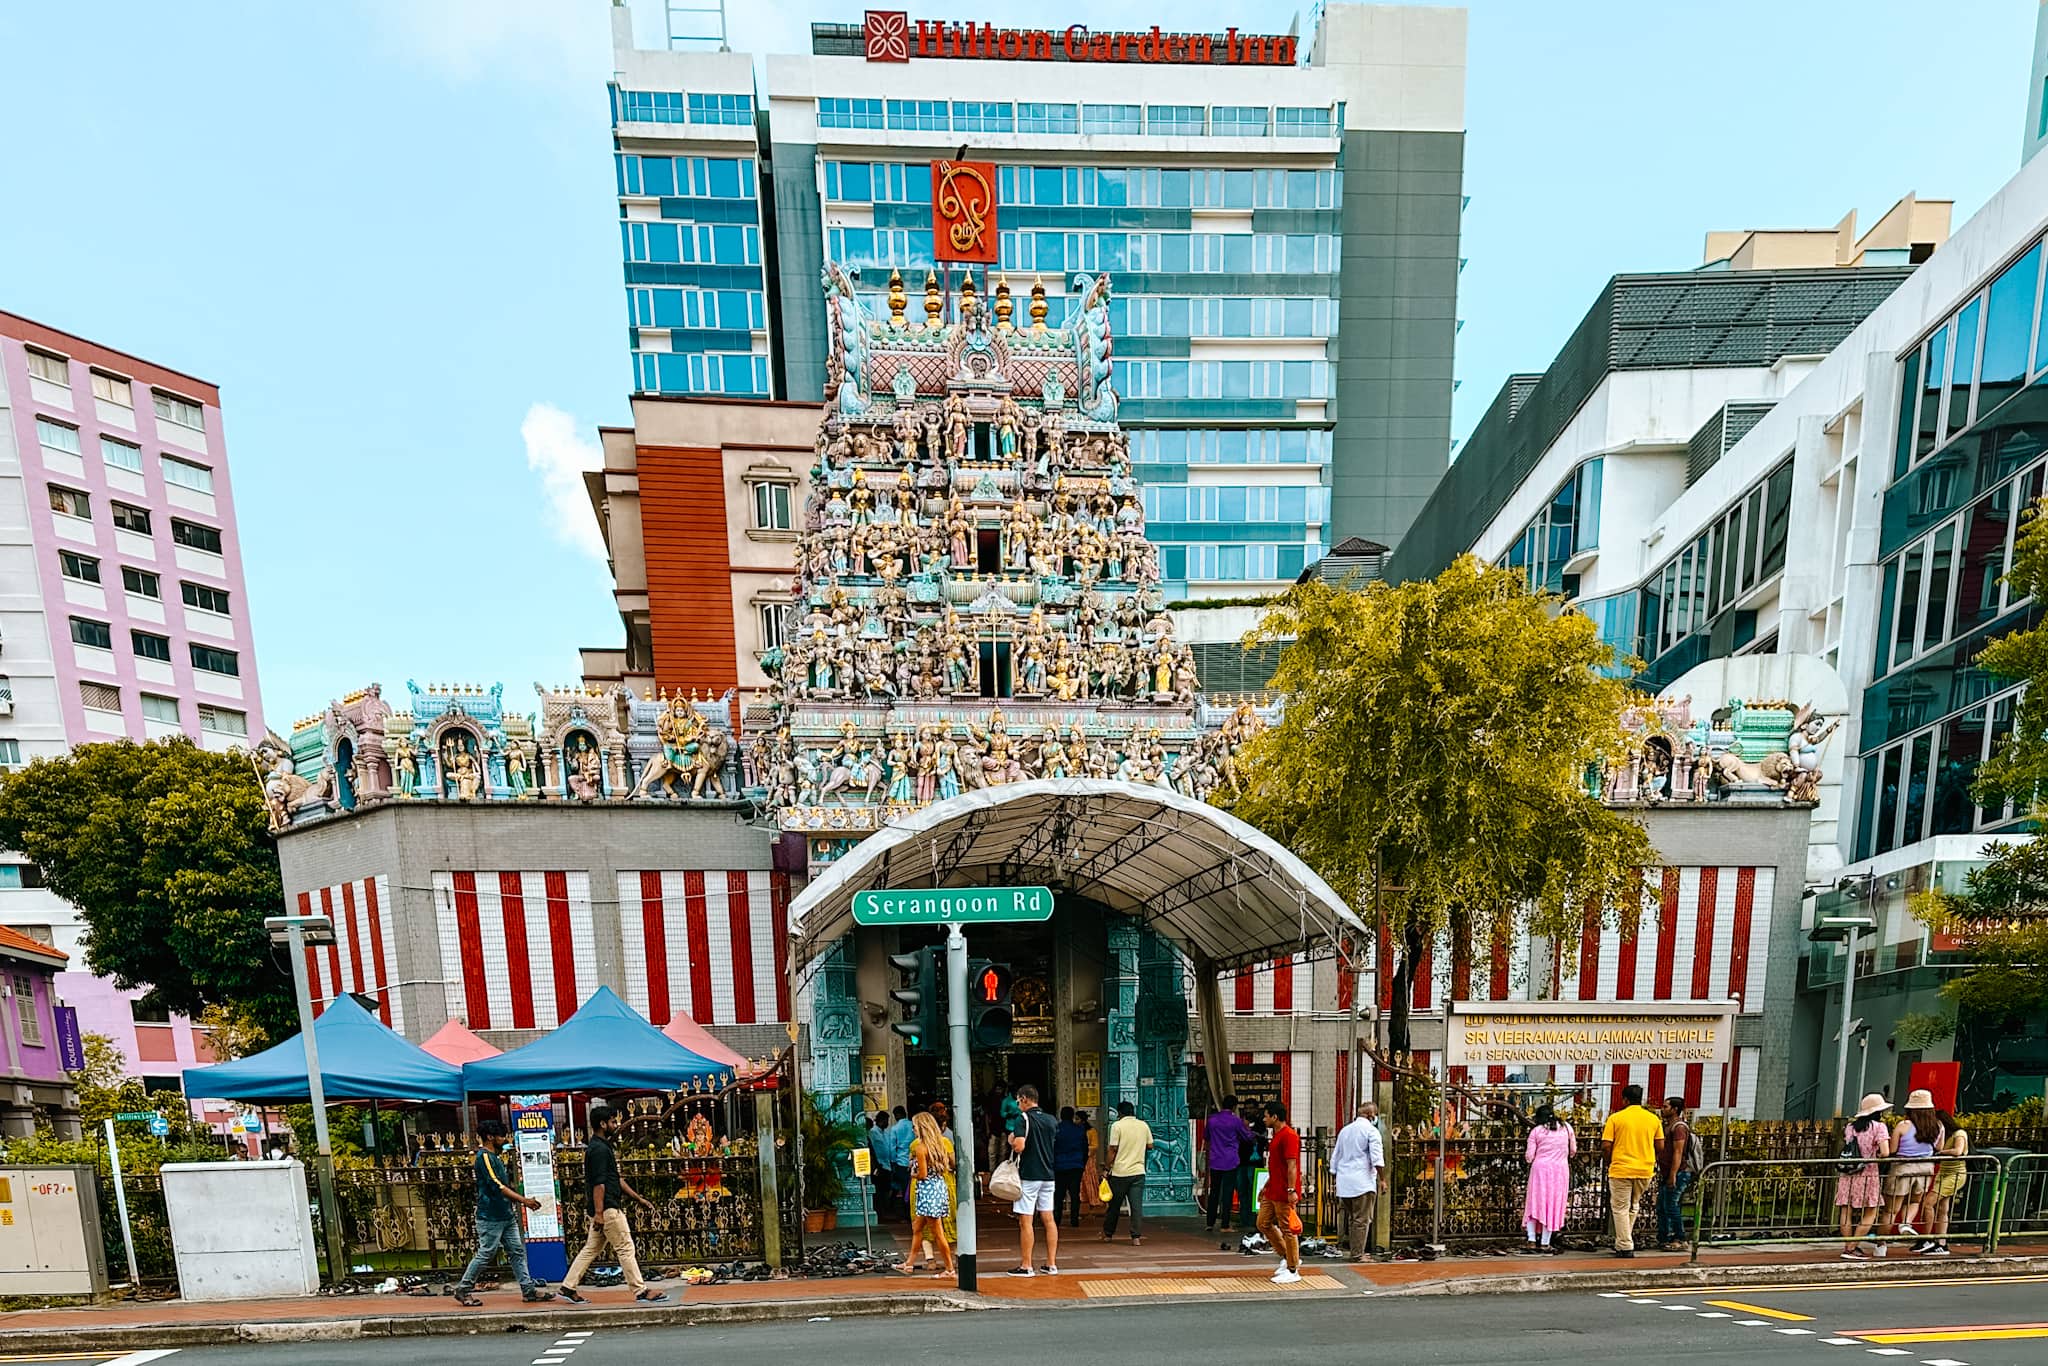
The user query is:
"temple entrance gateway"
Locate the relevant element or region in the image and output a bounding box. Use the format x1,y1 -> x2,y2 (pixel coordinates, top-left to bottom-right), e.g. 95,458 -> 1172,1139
788,780 -> 1366,1216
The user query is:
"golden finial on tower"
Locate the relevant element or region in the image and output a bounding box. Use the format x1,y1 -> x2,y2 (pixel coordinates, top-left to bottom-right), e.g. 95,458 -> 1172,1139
994,275 -> 1013,330
924,270 -> 942,327
958,270 -> 978,318
887,268 -> 907,328
1029,275 -> 1048,330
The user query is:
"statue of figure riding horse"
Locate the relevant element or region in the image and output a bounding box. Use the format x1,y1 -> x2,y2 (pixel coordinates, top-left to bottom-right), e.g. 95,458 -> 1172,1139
631,701 -> 735,800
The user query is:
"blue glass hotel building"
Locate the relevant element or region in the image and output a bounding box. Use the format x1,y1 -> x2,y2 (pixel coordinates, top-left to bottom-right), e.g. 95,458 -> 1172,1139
608,3 -> 1467,595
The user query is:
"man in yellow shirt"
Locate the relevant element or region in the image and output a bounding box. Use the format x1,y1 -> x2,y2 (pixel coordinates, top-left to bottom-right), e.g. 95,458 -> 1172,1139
1102,1100 -> 1154,1246
1600,1084 -> 1666,1257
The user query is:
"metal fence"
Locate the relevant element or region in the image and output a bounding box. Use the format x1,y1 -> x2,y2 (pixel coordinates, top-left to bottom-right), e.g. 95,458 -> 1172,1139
1688,1153 -> 2033,1261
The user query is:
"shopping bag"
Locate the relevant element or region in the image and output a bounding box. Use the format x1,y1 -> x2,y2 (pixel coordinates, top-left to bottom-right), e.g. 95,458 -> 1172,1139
1098,1178 -> 1112,1203
989,1157 -> 1023,1204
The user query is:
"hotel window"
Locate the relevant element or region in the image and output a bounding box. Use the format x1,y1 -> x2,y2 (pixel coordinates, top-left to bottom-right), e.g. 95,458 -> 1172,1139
951,101 -> 1013,133
1082,104 -> 1141,135
757,602 -> 788,651
884,99 -> 948,131
35,418 -> 80,457
58,550 -> 100,584
751,481 -> 792,531
48,485 -> 90,519
181,581 -> 231,614
123,566 -> 161,598
1211,106 -> 1269,136
141,693 -> 180,724
25,348 -> 68,386
91,370 -> 132,407
112,501 -> 151,534
13,975 -> 40,1046
131,630 -> 171,662
1275,106 -> 1333,137
686,92 -> 752,125
171,519 -> 222,553
190,643 -> 238,676
0,740 -> 20,769
1146,104 -> 1205,136
199,704 -> 247,737
162,455 -> 214,494
152,391 -> 204,430
1017,102 -> 1078,134
80,680 -> 121,713
100,436 -> 142,472
69,617 -> 112,649
817,97 -> 884,130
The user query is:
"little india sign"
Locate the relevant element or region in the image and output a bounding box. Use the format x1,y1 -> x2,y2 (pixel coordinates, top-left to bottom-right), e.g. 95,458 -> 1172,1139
852,885 -> 1055,925
864,12 -> 1298,66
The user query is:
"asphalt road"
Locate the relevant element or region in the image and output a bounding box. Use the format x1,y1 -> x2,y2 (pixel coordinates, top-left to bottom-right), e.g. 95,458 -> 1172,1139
33,1274 -> 2048,1366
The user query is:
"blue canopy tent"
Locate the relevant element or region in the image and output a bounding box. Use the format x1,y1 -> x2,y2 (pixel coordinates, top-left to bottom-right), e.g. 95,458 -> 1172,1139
183,994 -> 466,1103
460,986 -> 733,1095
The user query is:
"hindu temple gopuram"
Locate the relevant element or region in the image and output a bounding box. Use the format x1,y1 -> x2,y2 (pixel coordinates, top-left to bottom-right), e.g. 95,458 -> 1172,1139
750,265 -> 1267,870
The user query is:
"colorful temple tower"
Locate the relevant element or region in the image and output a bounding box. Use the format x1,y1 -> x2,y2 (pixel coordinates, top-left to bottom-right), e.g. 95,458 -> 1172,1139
754,265 -> 1265,867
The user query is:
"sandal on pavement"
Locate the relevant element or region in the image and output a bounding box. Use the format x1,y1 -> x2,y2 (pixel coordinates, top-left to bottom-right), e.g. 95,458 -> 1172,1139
453,1291 -> 482,1307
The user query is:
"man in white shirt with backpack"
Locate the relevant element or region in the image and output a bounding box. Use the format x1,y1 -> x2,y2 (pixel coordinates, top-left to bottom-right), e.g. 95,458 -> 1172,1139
1657,1096 -> 1703,1251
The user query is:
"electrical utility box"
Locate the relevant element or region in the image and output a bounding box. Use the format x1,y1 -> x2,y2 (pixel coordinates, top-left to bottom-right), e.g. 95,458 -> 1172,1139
0,1164 -> 110,1296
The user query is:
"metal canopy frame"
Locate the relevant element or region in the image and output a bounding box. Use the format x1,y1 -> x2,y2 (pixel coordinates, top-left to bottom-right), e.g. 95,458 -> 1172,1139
787,778 -> 1365,970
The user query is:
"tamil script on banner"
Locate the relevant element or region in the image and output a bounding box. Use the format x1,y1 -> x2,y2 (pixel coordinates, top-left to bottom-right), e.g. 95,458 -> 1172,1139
1446,1000 -> 1736,1069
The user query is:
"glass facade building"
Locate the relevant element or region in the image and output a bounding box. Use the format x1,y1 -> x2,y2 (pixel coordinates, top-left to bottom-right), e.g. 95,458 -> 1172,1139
608,5 -> 1469,594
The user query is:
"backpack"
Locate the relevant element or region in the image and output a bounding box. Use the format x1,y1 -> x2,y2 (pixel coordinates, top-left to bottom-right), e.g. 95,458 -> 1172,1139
1684,1127 -> 1706,1174
1839,1124 -> 1871,1173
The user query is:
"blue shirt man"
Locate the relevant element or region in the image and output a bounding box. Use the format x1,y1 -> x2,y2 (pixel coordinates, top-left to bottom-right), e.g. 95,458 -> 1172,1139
453,1119 -> 552,1305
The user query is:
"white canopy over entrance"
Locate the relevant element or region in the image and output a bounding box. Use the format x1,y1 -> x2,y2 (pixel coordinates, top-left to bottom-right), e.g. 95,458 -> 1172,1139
787,778 -> 1364,969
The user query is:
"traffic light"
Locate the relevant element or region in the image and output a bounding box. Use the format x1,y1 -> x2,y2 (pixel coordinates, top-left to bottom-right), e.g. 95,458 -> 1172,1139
888,946 -> 939,1050
967,959 -> 1013,1049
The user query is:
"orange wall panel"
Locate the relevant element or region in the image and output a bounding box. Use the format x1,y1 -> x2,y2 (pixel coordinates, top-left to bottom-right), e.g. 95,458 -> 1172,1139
639,445 -> 741,696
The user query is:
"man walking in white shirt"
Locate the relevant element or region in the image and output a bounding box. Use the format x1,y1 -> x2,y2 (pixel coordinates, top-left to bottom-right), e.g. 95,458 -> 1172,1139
1331,1099 -> 1385,1260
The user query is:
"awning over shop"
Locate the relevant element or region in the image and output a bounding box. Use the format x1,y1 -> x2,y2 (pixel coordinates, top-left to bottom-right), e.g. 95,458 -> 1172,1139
787,777 -> 1365,970
183,995 -> 465,1104
461,986 -> 735,1095
420,1018 -> 501,1066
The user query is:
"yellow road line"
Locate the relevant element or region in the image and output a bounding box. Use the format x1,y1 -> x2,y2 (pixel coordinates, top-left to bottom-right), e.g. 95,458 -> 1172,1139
1857,1327 -> 2048,1345
0,1355 -> 122,1363
1704,1299 -> 1814,1321
1698,1273 -> 2048,1295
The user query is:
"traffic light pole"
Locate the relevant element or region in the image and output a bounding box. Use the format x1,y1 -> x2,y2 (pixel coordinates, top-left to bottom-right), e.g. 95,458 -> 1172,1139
945,922 -> 978,1292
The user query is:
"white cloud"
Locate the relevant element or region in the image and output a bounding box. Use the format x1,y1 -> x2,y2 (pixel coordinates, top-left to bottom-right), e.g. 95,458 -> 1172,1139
522,403 -> 607,560
361,0 -> 611,89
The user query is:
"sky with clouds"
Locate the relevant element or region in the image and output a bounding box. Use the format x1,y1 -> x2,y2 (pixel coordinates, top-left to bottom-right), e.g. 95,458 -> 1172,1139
0,0 -> 2035,722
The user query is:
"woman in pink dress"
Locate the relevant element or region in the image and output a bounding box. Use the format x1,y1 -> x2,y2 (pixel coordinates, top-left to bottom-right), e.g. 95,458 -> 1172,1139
1836,1094 -> 1892,1258
1523,1104 -> 1574,1253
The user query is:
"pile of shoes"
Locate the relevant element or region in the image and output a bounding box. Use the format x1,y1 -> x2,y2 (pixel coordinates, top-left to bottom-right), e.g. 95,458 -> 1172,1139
1297,1237 -> 1331,1257
583,1264 -> 628,1288
789,1241 -> 904,1279
1237,1232 -> 1271,1255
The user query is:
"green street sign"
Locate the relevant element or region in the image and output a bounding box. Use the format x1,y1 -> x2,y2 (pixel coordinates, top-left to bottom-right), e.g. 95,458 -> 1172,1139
852,886 -> 1055,926
114,1111 -> 155,1122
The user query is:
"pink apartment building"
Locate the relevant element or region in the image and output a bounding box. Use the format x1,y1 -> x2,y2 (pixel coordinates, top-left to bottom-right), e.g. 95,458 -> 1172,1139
0,310 -> 264,1096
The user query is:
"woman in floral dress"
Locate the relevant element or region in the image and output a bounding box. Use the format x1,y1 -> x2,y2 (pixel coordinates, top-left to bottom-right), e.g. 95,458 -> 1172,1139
1837,1094 -> 1892,1258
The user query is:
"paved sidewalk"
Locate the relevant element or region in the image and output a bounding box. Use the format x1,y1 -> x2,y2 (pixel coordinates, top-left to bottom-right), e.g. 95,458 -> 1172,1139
3,1216 -> 2041,1351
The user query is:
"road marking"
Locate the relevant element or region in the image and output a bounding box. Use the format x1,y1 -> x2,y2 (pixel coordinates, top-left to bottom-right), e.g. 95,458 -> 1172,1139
1853,1328 -> 2048,1346
1706,1300 -> 1814,1321
1868,1351 -> 1911,1357
1735,1320 -> 1771,1326
1631,1298 -> 1662,1305
0,1356 -> 131,1363
1922,1358 -> 1971,1365
1662,1304 -> 1698,1311
1599,1291 -> 1632,1298
1697,1312 -> 1732,1318
1775,1328 -> 1815,1336
1824,1339 -> 1863,1346
1694,1274 -> 2048,1295
108,1356 -> 180,1366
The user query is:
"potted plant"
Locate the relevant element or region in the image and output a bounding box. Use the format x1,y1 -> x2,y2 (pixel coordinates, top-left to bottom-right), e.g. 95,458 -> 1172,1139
799,1090 -> 867,1232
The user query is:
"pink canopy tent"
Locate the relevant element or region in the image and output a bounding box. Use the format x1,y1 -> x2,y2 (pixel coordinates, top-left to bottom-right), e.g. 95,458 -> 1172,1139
420,1019 -> 502,1066
660,1015 -> 751,1073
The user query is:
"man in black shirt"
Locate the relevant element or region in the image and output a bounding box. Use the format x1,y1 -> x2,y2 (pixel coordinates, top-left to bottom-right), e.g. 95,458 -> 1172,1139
559,1104 -> 669,1304
1007,1083 -> 1061,1276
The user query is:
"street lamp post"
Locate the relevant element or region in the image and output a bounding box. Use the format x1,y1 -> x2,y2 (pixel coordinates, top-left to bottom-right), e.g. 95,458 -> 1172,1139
266,913 -> 346,1281
1811,885 -> 1879,1117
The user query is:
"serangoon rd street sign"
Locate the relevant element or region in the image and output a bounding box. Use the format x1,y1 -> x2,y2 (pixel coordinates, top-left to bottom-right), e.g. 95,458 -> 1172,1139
852,885 -> 1055,926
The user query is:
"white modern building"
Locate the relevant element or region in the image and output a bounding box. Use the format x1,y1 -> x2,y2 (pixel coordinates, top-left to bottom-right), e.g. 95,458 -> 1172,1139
608,1 -> 1467,597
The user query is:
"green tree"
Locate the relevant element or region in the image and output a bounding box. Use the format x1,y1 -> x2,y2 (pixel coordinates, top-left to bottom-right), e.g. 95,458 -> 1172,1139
1911,497 -> 2048,1021
68,1032 -> 148,1126
0,739 -> 291,1039
1226,558 -> 1659,1055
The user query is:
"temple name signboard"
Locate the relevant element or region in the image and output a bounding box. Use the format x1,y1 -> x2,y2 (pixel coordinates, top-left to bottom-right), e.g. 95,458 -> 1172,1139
1446,1000 -> 1737,1069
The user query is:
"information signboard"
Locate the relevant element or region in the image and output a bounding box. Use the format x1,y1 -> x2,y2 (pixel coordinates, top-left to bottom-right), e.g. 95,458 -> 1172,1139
851,886 -> 1054,926
510,1094 -> 566,1280
1446,1000 -> 1736,1069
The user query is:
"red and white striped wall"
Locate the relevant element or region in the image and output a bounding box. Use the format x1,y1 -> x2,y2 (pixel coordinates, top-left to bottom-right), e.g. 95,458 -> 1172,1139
615,870 -> 792,1027
430,871 -> 600,1032
1555,866 -> 1773,1014
1225,952 -> 1314,1016
298,876 -> 403,1034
